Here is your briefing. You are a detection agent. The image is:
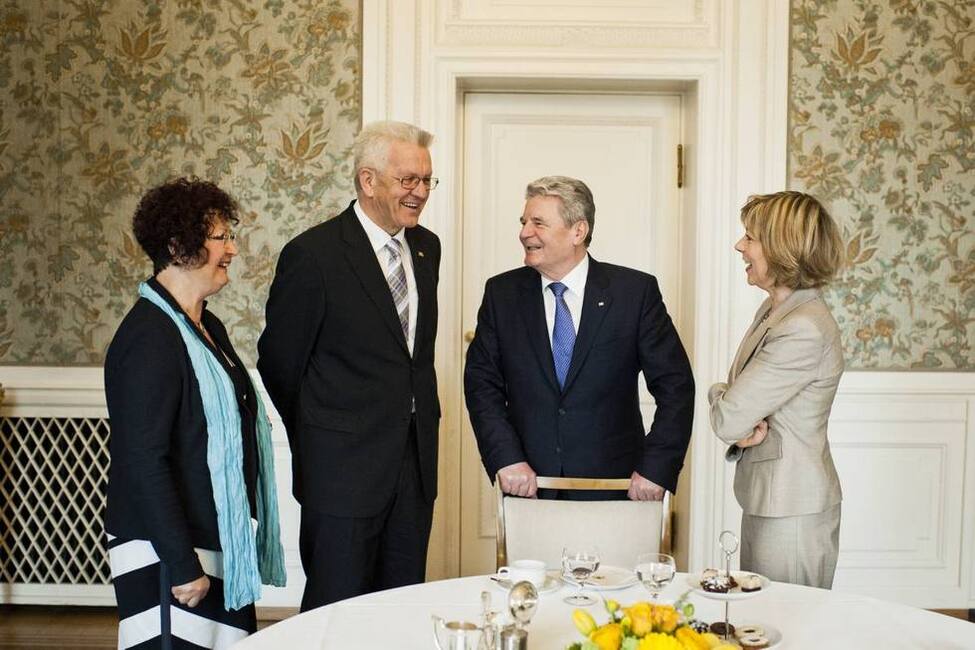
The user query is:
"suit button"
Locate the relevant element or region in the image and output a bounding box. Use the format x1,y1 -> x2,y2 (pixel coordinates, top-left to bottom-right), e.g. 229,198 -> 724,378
556,446 -> 562,453
558,408 -> 566,415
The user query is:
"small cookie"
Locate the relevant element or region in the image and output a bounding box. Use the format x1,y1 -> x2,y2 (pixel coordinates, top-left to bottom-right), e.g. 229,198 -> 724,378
701,568 -> 720,580
739,634 -> 769,649
739,574 -> 763,592
736,625 -> 766,638
709,621 -> 735,636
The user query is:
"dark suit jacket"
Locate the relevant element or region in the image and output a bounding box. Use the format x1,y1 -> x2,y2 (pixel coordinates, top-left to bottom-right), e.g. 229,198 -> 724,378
464,258 -> 694,493
257,202 -> 441,518
104,278 -> 258,585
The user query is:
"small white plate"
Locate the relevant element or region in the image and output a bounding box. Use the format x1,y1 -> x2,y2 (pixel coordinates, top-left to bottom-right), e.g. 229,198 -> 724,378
733,622 -> 783,649
686,571 -> 771,601
490,572 -> 563,595
581,565 -> 638,591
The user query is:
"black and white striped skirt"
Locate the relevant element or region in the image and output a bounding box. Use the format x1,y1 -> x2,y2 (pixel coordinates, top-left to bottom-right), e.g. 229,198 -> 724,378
107,534 -> 256,649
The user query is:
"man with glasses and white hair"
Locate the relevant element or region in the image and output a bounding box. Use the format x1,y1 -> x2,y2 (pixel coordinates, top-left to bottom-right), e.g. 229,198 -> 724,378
259,121 -> 441,609
465,176 -> 694,502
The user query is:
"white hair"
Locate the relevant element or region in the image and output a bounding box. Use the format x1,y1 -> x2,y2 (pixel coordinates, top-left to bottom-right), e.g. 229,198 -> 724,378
353,121 -> 434,191
525,175 -> 595,246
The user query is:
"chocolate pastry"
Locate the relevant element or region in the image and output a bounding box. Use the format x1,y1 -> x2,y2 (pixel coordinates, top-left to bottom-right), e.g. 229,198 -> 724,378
709,621 -> 736,636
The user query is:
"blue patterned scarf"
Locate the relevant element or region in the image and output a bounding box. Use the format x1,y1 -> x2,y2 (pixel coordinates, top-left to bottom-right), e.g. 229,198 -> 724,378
139,282 -> 286,610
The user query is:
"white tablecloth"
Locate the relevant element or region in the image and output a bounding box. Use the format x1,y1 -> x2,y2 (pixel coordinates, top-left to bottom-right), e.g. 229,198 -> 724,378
233,572 -> 975,649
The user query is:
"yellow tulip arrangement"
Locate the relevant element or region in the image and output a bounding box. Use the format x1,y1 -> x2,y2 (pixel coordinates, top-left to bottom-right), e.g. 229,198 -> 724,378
567,597 -> 734,650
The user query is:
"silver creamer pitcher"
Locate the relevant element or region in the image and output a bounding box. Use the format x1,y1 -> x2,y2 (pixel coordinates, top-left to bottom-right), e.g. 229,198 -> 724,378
432,616 -> 484,650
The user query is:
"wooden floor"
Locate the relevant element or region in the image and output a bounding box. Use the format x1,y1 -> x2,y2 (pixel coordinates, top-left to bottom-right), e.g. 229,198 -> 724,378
0,605 -> 970,648
0,606 -> 297,649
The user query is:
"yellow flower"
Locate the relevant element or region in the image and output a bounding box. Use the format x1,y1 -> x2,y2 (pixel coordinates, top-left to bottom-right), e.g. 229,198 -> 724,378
604,598 -> 620,614
624,602 -> 654,637
637,632 -> 683,650
699,633 -> 722,648
675,626 -> 709,650
650,605 -> 680,634
572,609 -> 597,636
589,623 -> 623,650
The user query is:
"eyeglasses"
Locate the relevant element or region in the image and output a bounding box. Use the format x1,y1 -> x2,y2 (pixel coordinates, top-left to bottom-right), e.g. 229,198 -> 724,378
207,231 -> 237,243
383,173 -> 440,191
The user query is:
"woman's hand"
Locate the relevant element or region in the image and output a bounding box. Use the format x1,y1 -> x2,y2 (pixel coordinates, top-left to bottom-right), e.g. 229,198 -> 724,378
736,419 -> 769,448
171,575 -> 210,608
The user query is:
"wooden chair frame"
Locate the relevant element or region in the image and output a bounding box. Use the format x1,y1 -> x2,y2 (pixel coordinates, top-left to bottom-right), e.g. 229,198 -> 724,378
494,475 -> 672,569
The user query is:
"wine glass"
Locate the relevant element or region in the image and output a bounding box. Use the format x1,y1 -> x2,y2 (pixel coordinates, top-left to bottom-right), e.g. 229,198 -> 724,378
635,552 -> 676,601
561,546 -> 600,605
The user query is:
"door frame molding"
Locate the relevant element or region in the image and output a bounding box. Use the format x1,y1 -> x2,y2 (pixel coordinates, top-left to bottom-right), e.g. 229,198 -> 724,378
361,0 -> 791,577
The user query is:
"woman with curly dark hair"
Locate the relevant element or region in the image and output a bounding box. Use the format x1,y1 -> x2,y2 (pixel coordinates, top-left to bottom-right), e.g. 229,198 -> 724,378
104,178 -> 285,649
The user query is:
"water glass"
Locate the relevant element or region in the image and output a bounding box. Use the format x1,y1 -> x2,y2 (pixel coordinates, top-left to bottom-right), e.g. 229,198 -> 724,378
561,546 -> 600,606
635,552 -> 675,601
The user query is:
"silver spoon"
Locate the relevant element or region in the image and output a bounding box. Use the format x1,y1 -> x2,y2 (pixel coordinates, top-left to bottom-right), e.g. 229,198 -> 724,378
507,580 -> 538,629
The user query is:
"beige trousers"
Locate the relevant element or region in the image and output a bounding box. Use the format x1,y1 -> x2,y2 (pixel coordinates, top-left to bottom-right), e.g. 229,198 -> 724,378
740,503 -> 841,589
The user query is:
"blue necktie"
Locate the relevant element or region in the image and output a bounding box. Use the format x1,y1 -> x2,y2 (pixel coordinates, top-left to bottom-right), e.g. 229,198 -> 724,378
549,282 -> 575,389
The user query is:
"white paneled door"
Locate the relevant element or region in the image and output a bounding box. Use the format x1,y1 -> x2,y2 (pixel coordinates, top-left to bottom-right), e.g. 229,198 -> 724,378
459,91 -> 685,575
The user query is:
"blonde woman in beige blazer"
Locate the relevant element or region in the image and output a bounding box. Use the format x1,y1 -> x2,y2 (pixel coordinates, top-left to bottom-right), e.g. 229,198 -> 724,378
709,191 -> 845,589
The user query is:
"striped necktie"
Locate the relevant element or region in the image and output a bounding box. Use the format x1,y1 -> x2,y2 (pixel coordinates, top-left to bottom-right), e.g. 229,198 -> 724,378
549,281 -> 575,389
384,239 -> 409,341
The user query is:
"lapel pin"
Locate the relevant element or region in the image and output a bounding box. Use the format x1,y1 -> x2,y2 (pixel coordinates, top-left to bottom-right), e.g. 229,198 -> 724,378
417,251 -> 425,257
598,301 -> 605,307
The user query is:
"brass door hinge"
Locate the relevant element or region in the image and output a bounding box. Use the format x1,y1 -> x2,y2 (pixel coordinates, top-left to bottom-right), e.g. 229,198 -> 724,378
677,144 -> 684,189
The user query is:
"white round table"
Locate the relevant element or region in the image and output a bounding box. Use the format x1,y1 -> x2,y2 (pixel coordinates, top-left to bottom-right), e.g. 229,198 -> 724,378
232,572 -> 975,649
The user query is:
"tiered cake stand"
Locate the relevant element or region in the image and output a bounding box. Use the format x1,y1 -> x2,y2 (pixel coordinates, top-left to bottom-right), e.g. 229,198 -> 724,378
686,531 -> 771,643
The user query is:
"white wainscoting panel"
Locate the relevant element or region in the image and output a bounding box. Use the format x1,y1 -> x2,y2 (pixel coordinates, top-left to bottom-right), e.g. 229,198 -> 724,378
827,373 -> 975,608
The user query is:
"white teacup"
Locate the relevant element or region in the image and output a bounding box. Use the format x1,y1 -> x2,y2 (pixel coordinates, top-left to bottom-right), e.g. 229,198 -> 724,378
497,559 -> 547,587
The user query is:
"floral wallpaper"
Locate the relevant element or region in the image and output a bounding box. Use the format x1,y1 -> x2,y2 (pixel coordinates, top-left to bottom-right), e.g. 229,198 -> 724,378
789,0 -> 974,369
0,1 -> 970,370
0,0 -> 359,365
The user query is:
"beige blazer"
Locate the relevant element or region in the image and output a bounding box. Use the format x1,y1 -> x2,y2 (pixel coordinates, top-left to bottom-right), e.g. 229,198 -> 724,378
709,288 -> 844,518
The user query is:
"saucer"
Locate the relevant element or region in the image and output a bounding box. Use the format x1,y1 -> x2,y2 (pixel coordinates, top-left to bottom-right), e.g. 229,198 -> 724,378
490,572 -> 563,595
584,565 -> 639,591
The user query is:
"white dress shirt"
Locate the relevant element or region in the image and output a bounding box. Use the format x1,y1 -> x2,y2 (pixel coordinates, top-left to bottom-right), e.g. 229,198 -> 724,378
354,201 -> 418,355
540,255 -> 589,348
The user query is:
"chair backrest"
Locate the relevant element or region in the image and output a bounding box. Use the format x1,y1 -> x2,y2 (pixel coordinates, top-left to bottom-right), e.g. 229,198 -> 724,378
495,476 -> 671,571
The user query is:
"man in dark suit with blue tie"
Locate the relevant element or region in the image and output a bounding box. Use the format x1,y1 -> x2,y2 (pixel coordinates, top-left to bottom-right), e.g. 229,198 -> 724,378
464,176 -> 694,500
258,121 -> 441,609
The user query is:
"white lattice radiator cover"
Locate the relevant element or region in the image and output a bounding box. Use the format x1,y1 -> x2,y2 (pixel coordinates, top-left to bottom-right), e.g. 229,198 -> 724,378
0,415 -> 112,587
